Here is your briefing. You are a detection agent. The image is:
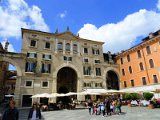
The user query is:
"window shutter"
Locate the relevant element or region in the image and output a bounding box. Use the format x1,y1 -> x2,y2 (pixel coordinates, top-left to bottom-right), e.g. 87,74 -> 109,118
49,55 -> 52,59
25,62 -> 28,72
35,53 -> 37,58
48,64 -> 51,73
27,53 -> 29,57
42,54 -> 45,58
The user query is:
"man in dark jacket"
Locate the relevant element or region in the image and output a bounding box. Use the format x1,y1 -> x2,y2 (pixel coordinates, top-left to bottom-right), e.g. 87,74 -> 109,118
2,100 -> 19,120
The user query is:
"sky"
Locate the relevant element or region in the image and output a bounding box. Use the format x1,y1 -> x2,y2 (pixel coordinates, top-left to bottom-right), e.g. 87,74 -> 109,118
0,0 -> 160,54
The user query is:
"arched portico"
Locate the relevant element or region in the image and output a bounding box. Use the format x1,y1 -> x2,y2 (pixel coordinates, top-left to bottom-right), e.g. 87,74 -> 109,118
104,67 -> 120,90
0,53 -> 25,107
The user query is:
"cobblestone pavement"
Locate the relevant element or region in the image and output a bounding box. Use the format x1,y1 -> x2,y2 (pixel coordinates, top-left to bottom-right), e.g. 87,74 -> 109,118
1,106 -> 160,120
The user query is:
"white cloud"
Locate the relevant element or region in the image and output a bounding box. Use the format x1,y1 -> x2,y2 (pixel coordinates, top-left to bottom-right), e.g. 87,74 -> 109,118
1,40 -> 16,52
78,9 -> 160,53
59,10 -> 67,18
0,0 -> 49,38
157,0 -> 160,11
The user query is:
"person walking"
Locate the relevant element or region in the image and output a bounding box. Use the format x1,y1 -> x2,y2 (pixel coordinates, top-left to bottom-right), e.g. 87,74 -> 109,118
28,102 -> 41,120
2,100 -> 19,120
88,100 -> 93,115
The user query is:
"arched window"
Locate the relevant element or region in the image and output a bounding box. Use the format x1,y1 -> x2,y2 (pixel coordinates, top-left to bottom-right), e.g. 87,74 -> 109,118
58,42 -> 63,50
66,43 -> 70,51
149,59 -> 154,68
73,44 -> 77,52
146,46 -> 151,54
129,66 -> 132,74
139,62 -> 144,71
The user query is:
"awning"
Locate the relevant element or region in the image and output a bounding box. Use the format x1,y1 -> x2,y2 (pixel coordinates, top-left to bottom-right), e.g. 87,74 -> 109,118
121,84 -> 160,93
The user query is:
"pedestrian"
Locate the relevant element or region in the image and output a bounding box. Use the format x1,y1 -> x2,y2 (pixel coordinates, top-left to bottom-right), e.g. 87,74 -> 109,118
87,100 -> 93,115
28,102 -> 41,120
2,100 -> 19,120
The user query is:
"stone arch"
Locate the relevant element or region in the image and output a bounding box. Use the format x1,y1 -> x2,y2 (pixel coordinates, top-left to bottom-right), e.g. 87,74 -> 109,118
0,56 -> 22,76
53,63 -> 81,79
103,67 -> 120,90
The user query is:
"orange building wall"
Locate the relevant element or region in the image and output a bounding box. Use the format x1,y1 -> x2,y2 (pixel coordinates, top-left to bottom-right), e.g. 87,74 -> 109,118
117,36 -> 160,89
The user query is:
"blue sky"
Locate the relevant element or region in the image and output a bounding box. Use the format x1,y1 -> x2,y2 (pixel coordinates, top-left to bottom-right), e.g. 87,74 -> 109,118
0,0 -> 160,53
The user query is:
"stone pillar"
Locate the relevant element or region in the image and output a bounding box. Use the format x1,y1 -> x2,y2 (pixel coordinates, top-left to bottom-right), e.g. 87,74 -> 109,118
77,78 -> 85,101
51,76 -> 57,103
55,38 -> 58,53
14,76 -> 22,107
70,41 -> 73,55
77,42 -> 80,56
63,40 -> 66,55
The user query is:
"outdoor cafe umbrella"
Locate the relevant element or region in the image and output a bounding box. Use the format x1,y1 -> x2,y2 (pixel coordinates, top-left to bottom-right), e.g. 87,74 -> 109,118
65,92 -> 78,96
5,94 -> 14,97
31,93 -> 52,98
105,89 -> 125,94
51,93 -> 66,97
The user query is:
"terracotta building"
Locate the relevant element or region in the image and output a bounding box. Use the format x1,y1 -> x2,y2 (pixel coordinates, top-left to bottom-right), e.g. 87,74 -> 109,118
116,30 -> 160,97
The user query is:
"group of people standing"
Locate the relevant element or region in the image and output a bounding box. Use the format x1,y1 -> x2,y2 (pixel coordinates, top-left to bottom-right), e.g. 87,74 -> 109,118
88,97 -> 122,117
1,100 -> 41,120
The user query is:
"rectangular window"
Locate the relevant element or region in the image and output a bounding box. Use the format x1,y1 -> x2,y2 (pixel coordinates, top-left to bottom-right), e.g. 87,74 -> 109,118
142,77 -> 147,85
127,55 -> 130,62
42,64 -> 51,73
42,81 -> 49,88
84,58 -> 89,63
84,48 -> 88,54
25,62 -> 36,72
25,80 -> 33,87
42,54 -> 52,60
95,83 -> 102,87
122,69 -> 125,76
64,56 -> 72,61
30,40 -> 36,47
146,46 -> 151,54
124,81 -> 127,88
64,56 -> 67,61
83,66 -> 91,75
153,75 -> 158,83
95,60 -> 100,64
27,53 -> 37,58
120,58 -> 123,64
45,42 -> 50,49
95,68 -> 101,76
83,82 -> 91,87
137,50 -> 142,58
96,49 -> 100,55
131,80 -> 134,87
68,57 -> 72,61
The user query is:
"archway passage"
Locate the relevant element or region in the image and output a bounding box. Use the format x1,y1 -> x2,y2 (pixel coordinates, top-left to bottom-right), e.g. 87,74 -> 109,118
57,67 -> 77,104
106,70 -> 119,90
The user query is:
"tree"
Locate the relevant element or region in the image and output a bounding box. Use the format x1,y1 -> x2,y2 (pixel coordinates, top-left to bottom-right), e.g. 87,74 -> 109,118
143,92 -> 153,100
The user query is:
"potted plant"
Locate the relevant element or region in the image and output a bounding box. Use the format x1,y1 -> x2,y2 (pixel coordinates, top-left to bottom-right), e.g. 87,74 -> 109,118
143,92 -> 154,109
125,93 -> 132,107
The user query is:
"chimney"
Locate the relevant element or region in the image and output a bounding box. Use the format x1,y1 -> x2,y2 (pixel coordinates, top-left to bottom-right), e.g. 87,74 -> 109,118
149,33 -> 154,39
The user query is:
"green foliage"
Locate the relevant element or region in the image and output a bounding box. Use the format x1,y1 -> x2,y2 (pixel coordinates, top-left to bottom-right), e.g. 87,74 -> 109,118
143,92 -> 154,100
125,93 -> 132,100
131,93 -> 139,100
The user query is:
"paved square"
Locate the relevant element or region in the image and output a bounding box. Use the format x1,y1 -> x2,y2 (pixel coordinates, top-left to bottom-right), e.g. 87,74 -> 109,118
17,106 -> 160,120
